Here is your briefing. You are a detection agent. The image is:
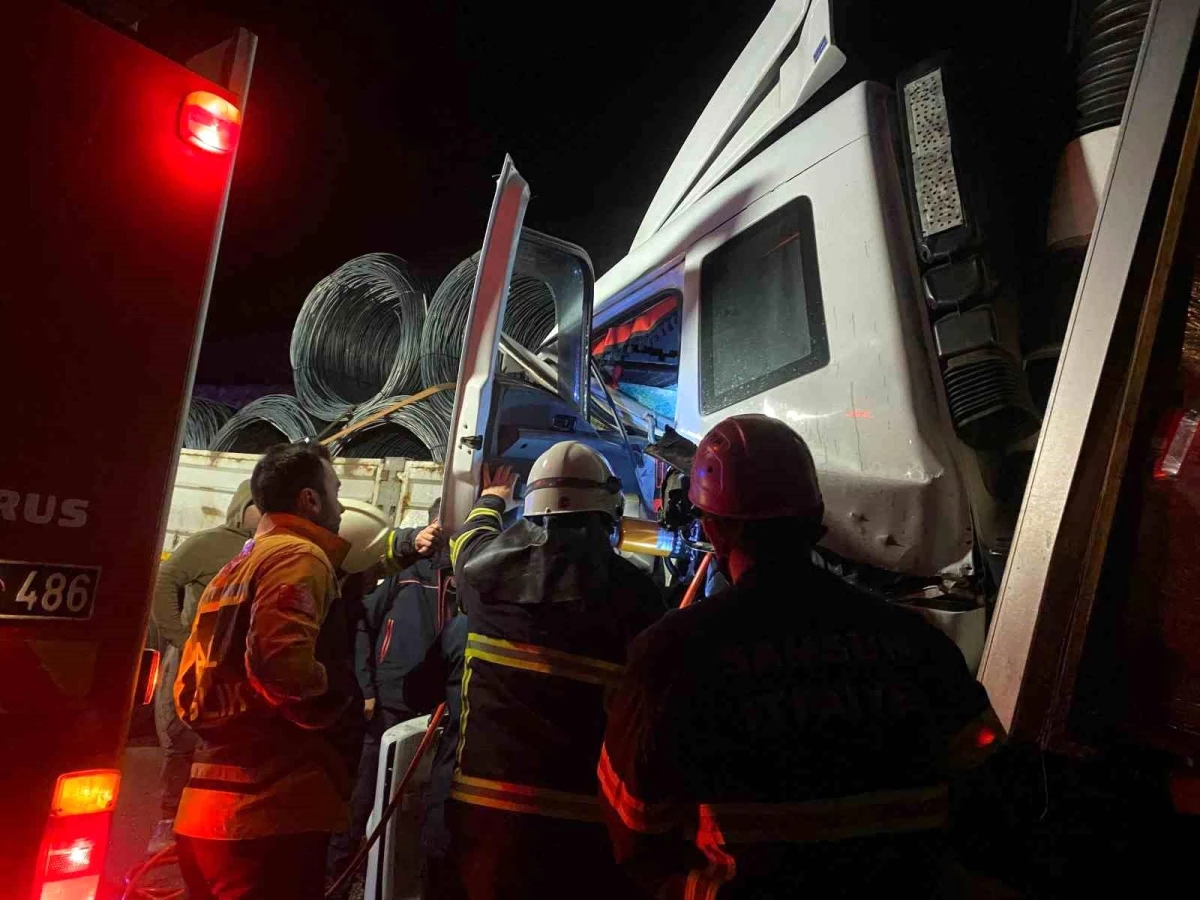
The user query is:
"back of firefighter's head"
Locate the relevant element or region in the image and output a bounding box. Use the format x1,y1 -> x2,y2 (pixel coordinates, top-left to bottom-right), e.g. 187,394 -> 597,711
252,440 -> 343,535
689,415 -> 824,581
523,441 -> 622,528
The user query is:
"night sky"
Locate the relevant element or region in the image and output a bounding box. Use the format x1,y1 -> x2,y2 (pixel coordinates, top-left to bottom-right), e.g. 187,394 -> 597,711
137,0 -> 777,385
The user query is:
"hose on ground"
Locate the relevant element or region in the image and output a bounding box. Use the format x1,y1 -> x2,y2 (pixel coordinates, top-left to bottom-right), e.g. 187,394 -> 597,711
182,398 -> 233,450
120,844 -> 182,900
209,394 -> 318,453
292,253 -> 427,422
419,252 -> 557,417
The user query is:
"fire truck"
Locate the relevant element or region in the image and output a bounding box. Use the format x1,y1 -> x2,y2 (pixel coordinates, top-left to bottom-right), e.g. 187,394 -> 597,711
0,3 -> 254,896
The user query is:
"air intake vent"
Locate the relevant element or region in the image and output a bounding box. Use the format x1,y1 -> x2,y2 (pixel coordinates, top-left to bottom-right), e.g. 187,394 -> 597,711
942,348 -> 1040,449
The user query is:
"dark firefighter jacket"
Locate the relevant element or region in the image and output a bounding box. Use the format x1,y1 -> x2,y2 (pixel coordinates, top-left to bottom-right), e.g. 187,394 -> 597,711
173,513 -> 363,840
355,544 -> 448,717
448,494 -> 662,823
600,561 -> 1003,900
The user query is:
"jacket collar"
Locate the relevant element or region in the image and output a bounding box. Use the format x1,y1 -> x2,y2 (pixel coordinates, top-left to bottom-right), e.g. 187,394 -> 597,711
256,513 -> 351,570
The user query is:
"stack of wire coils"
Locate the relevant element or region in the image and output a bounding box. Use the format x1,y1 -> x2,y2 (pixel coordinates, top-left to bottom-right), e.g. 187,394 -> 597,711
291,253 -> 427,423
209,394 -> 318,453
419,252 -> 557,418
327,394 -> 451,461
183,398 -> 234,450
1075,0 -> 1152,136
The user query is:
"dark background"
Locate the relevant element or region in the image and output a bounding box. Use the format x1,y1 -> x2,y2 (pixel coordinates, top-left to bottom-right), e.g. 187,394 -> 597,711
128,0 -> 777,384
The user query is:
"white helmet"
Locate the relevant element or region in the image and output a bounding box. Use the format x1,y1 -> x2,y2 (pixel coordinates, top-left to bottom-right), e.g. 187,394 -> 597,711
338,498 -> 391,573
523,441 -> 621,521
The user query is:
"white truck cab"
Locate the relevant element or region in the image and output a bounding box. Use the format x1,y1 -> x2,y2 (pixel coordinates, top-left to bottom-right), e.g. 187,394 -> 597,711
442,0 -> 1071,673
369,0 -> 1200,894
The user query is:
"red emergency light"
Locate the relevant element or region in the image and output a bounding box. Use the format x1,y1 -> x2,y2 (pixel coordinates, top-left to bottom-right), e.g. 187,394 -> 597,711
179,90 -> 241,153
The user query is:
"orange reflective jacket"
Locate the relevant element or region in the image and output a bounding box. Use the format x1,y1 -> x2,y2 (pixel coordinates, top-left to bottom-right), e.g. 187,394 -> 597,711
173,513 -> 360,840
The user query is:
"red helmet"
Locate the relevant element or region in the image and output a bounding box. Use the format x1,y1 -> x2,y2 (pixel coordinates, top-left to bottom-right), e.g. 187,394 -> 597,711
688,415 -> 823,520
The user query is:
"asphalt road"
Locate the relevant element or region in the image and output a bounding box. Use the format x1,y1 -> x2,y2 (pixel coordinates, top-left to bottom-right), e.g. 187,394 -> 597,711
107,742 -> 187,895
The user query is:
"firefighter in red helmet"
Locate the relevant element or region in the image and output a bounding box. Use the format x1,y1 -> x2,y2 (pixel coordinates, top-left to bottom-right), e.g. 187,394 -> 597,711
599,414 -> 1003,898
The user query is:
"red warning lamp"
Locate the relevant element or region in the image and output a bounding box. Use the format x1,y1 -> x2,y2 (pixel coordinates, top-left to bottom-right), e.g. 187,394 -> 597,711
179,91 -> 241,153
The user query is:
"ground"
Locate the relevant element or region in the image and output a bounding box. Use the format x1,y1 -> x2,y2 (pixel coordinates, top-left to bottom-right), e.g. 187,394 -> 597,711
107,742 -> 187,895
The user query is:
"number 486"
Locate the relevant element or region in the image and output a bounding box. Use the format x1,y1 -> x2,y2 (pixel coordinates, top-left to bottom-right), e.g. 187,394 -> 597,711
15,571 -> 90,613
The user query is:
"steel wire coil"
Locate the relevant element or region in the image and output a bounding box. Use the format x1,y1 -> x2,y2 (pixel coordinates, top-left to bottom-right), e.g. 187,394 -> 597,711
291,253 -> 427,422
419,252 -> 557,416
209,394 -> 319,453
329,394 -> 450,461
183,398 -> 234,450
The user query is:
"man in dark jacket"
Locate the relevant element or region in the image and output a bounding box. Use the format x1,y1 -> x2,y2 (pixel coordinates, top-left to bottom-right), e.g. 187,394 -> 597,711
447,442 -> 662,900
327,501 -> 446,877
404,608 -> 468,900
148,480 -> 259,853
599,415 -> 1003,899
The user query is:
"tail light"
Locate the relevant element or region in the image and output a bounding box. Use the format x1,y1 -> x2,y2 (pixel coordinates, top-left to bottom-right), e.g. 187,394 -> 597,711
179,90 -> 241,154
135,648 -> 161,706
32,771 -> 120,900
1154,408 -> 1199,480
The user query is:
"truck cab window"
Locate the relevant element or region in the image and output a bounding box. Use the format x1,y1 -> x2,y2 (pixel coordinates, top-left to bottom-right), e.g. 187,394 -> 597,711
699,197 -> 828,413
592,292 -> 681,422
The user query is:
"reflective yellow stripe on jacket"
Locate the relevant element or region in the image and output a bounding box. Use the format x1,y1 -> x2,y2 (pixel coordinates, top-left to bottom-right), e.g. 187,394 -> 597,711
455,633 -> 623,820
449,504 -> 503,567
450,772 -> 603,823
465,632 -> 624,687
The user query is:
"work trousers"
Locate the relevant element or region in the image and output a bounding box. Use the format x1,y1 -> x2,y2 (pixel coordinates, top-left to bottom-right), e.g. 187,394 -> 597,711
448,800 -> 646,900
153,644 -> 197,819
176,832 -> 330,900
422,852 -> 468,900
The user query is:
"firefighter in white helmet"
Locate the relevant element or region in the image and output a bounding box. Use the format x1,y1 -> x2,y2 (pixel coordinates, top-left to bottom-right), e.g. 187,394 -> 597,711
446,441 -> 662,900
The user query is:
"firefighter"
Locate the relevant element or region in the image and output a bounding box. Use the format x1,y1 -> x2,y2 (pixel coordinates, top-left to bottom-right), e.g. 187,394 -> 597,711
148,480 -> 259,854
173,440 -> 362,900
448,442 -> 662,900
599,414 -> 1004,898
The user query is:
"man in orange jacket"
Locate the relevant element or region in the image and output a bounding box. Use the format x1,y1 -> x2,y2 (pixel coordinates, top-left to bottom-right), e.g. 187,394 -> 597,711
173,440 -> 361,900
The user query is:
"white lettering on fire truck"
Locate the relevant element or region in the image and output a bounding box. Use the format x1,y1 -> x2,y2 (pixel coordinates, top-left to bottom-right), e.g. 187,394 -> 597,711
0,490 -> 89,528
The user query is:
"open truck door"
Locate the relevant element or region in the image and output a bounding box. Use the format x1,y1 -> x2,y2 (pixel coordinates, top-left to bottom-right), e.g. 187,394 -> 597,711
368,159 -> 629,898
0,3 -> 253,896
441,157 -> 635,534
